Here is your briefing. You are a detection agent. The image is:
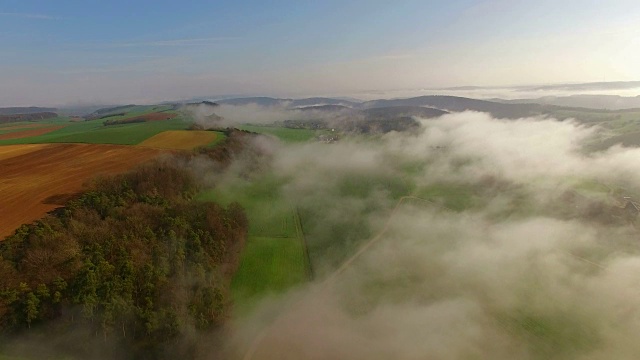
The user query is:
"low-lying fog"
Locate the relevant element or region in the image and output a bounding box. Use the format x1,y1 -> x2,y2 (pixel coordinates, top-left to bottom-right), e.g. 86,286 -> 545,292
214,110 -> 640,360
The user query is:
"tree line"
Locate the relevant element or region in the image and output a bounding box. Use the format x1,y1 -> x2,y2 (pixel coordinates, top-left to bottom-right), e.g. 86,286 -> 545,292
0,130 -> 261,359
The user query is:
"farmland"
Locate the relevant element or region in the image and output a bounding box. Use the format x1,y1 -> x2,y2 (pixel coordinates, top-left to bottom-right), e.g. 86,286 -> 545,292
0,126 -> 65,140
0,105 -> 228,239
231,236 -> 309,313
0,105 -> 187,146
198,177 -> 311,313
4,97 -> 640,359
237,124 -> 321,143
0,123 -> 51,132
139,130 -> 223,150
0,117 -> 189,145
0,143 -> 164,238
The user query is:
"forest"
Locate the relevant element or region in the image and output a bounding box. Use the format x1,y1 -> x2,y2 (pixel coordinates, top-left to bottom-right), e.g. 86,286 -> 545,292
0,130 -> 256,359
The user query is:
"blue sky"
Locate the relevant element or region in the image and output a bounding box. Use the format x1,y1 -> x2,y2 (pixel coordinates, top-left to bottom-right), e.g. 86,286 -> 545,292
1,0 -> 640,106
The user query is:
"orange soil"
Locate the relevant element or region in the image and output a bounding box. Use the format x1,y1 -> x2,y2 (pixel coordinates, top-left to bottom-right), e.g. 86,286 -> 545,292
0,144 -> 47,161
139,130 -> 218,150
0,143 -> 165,239
0,126 -> 65,140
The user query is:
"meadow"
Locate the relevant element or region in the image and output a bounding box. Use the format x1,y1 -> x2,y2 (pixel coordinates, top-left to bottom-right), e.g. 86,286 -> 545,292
237,124 -> 323,143
197,176 -> 311,313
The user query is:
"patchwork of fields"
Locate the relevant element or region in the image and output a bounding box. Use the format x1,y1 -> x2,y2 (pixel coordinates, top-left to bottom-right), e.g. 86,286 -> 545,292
0,125 -> 65,140
0,106 -> 226,238
0,107 -> 315,317
5,101 -> 640,359
0,115 -> 187,146
0,104 -> 580,321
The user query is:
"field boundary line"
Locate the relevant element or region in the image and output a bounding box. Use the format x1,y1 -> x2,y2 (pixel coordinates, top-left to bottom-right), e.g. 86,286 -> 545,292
294,207 -> 314,280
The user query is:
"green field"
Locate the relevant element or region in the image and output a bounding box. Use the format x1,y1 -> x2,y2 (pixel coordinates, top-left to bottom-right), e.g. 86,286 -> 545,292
0,117 -> 189,146
0,105 -> 186,146
230,235 -> 309,313
91,105 -> 172,121
237,124 -> 322,143
198,177 -> 310,313
415,182 -> 479,211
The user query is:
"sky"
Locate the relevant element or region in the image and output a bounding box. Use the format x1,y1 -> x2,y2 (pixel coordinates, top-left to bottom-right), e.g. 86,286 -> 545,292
1,0 -> 640,106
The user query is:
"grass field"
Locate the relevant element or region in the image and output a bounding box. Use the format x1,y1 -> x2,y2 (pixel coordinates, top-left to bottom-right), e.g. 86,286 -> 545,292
198,177 -> 310,313
0,143 -> 164,239
230,235 -> 309,313
139,130 -> 223,150
415,182 -> 479,211
237,124 -> 320,143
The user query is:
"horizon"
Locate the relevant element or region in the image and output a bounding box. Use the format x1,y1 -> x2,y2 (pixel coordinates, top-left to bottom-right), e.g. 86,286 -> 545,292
2,0 -> 640,106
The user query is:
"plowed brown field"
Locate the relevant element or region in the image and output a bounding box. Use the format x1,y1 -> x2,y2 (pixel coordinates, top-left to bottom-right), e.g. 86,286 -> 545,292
139,112 -> 178,121
139,130 -> 218,150
0,143 -> 164,239
0,126 -> 64,140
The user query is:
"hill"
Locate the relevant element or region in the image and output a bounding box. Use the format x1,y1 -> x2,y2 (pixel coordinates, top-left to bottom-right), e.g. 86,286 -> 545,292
362,105 -> 448,119
495,95 -> 640,110
289,97 -> 360,108
0,112 -> 59,124
0,107 -> 57,115
213,95 -> 560,119
294,104 -> 354,112
361,95 -> 549,118
216,97 -> 284,107
216,97 -> 360,108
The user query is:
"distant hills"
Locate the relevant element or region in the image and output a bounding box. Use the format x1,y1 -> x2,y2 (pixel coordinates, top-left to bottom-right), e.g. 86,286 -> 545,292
0,107 -> 57,115
361,106 -> 448,119
6,93 -> 640,132
523,81 -> 640,92
494,95 -> 640,110
213,95 -> 563,119
216,96 -> 360,108
359,95 -> 553,118
209,94 -> 640,120
0,112 -> 58,124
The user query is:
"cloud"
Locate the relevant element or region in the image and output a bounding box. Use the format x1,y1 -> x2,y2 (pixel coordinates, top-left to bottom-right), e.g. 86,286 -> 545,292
185,103 -> 357,130
224,111 -> 640,359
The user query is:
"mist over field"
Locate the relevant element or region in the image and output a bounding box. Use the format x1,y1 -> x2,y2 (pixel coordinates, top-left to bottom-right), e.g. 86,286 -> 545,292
5,0 -> 640,359
4,99 -> 640,359
209,111 -> 640,360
